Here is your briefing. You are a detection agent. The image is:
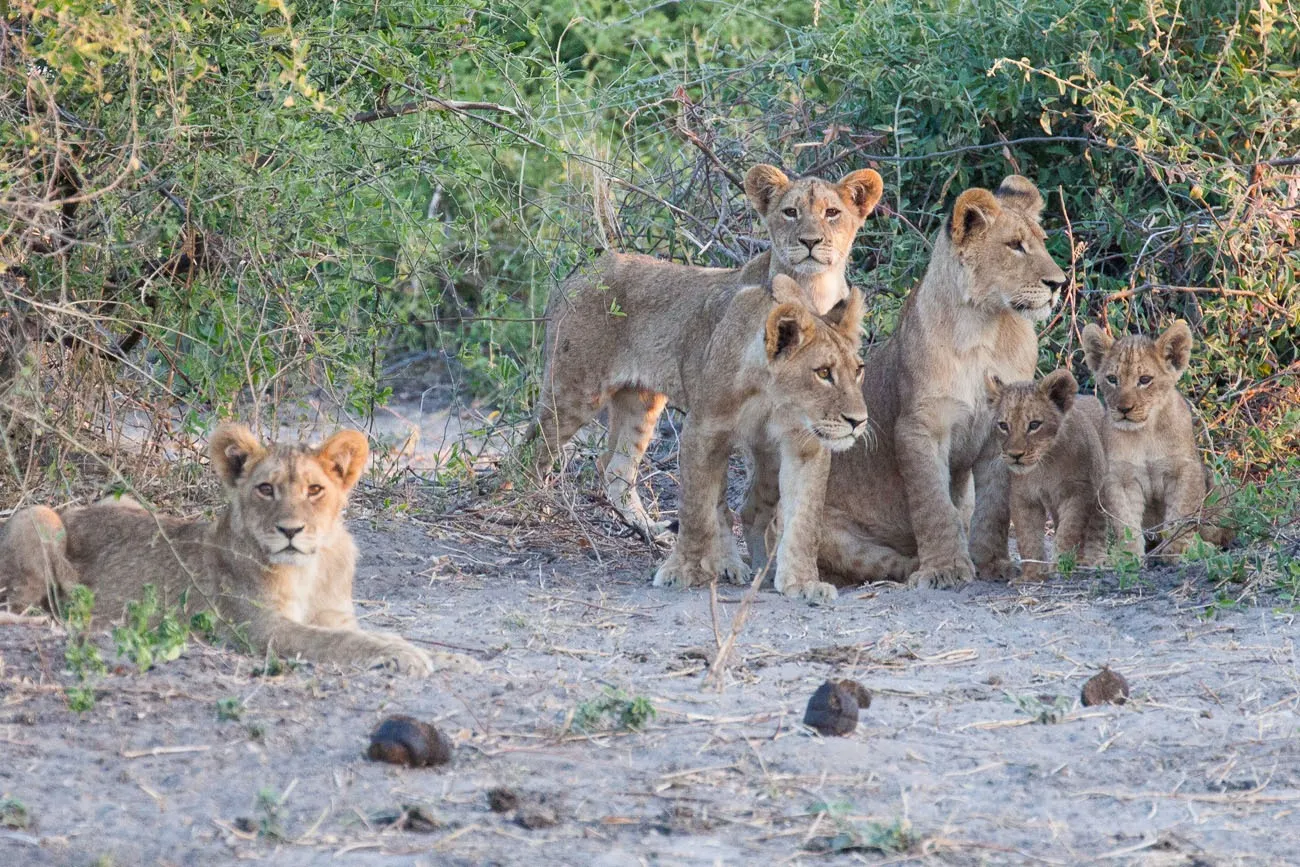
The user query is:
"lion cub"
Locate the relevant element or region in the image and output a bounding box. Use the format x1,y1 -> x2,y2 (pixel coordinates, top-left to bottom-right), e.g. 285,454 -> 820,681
1082,320 -> 1232,561
0,425 -> 476,676
988,369 -> 1108,581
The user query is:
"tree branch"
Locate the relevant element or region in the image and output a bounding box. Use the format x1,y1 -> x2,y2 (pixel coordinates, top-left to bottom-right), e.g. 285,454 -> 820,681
351,98 -> 518,125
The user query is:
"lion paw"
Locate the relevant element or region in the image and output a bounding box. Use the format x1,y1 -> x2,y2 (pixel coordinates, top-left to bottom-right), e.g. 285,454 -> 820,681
976,556 -> 1017,582
1013,561 -> 1049,584
775,563 -> 837,605
718,548 -> 750,585
381,640 -> 436,677
906,555 -> 976,590
652,550 -> 708,589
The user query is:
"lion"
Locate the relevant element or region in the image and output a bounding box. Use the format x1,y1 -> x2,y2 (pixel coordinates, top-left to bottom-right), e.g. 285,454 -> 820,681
987,369 -> 1109,581
755,176 -> 1068,590
526,163 -> 882,541
1082,320 -> 1233,561
530,265 -> 869,601
0,425 -> 477,675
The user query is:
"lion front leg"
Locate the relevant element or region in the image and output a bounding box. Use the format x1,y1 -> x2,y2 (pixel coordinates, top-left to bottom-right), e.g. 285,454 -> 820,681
769,440 -> 836,604
739,443 -> 780,580
1010,492 -> 1049,583
895,420 -> 975,589
653,419 -> 733,590
1153,460 -> 1208,563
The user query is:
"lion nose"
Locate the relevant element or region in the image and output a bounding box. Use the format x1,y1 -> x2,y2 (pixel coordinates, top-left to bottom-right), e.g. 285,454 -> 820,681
1042,276 -> 1067,292
1116,404 -> 1134,416
799,236 -> 822,253
1007,450 -> 1025,462
277,524 -> 304,540
842,413 -> 867,432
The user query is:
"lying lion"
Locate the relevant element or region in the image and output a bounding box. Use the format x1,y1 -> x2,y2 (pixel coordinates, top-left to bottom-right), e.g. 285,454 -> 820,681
527,163 -> 883,541
0,425 -> 475,675
784,176 -> 1068,589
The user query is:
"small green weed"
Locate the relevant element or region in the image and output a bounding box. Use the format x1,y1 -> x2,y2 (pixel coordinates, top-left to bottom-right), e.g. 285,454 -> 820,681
112,584 -> 190,672
0,797 -> 29,830
62,585 -> 105,712
571,688 -> 657,733
1055,549 -> 1078,579
1006,692 -> 1072,724
804,801 -> 914,855
216,697 -> 244,722
254,787 -> 288,841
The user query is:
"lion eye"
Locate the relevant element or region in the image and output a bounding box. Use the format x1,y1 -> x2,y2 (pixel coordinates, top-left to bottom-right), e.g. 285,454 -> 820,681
855,363 -> 865,382
1007,240 -> 1026,253
307,484 -> 324,496
1138,375 -> 1153,386
997,421 -> 1009,432
256,483 -> 274,498
783,207 -> 798,218
1027,420 -> 1042,432
1106,375 -> 1118,385
815,367 -> 833,383
825,207 -> 841,218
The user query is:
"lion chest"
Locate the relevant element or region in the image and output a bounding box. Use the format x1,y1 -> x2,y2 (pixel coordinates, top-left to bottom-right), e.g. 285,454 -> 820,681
263,563 -> 325,624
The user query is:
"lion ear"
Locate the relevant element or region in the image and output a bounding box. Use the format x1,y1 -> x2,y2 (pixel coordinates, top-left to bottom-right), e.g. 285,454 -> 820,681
1157,319 -> 1193,375
950,188 -> 1001,247
1039,368 -> 1078,414
994,175 -> 1045,220
745,164 -> 791,215
210,424 -> 265,488
824,285 -> 865,341
770,274 -> 802,305
317,430 -> 370,493
1081,323 -> 1114,374
984,373 -> 1005,408
765,303 -> 815,360
836,168 -> 884,220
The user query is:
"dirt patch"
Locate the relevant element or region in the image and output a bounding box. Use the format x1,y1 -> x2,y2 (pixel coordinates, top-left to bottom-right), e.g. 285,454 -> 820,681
1,506 -> 1298,865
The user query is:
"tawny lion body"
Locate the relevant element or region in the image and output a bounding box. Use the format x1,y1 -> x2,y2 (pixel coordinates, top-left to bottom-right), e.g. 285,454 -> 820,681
1082,320 -> 1233,561
988,369 -> 1109,581
0,426 -> 476,675
527,164 -> 883,542
776,176 -> 1068,590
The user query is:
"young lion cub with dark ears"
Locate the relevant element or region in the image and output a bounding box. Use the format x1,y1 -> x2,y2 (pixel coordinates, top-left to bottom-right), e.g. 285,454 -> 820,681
1082,320 -> 1233,561
988,369 -> 1109,581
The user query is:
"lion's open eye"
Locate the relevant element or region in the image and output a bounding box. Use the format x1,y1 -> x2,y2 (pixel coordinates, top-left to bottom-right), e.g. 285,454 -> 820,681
997,421 -> 1009,432
815,367 -> 833,383
307,484 -> 323,496
1106,375 -> 1118,385
1007,240 -> 1026,254
825,207 -> 841,218
1138,375 -> 1153,386
256,483 -> 274,498
783,207 -> 798,218
1027,420 -> 1042,432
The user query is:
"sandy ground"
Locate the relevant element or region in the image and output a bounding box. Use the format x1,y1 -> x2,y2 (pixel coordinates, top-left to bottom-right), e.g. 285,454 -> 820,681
2,486 -> 1298,866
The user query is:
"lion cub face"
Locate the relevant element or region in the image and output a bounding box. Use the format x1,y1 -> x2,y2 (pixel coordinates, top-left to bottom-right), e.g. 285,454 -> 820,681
744,165 -> 883,278
1082,320 -> 1192,430
988,370 -> 1077,474
763,276 -> 869,452
210,425 -> 368,564
948,176 -> 1066,321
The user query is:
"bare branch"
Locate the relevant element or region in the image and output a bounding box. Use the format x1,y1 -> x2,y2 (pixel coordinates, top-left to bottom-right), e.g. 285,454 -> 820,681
351,98 -> 519,125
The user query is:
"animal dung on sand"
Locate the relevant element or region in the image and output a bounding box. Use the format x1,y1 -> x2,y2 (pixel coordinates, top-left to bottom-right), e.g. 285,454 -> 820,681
366,715 -> 453,767
1080,666 -> 1130,707
803,679 -> 869,736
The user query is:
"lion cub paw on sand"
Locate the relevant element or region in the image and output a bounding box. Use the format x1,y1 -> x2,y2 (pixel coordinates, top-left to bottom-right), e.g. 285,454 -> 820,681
0,424 -> 479,677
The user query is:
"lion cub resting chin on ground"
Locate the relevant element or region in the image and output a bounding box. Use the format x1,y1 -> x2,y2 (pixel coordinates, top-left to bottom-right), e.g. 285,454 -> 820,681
988,369 -> 1108,581
0,425 -> 478,676
1083,320 -> 1234,562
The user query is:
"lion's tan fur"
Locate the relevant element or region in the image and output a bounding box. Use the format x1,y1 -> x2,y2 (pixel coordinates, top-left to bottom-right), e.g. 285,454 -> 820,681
789,176 -> 1068,589
988,369 -> 1108,581
528,261 -> 869,602
527,164 -> 881,557
0,426 -> 474,675
1082,320 -> 1232,560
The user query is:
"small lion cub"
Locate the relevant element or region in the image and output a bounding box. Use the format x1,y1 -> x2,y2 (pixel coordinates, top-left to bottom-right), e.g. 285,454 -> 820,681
1082,320 -> 1232,561
988,369 -> 1108,581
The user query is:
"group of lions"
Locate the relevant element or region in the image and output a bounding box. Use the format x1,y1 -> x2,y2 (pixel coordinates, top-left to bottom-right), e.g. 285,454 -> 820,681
0,163 -> 1232,678
529,164 -> 1232,603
